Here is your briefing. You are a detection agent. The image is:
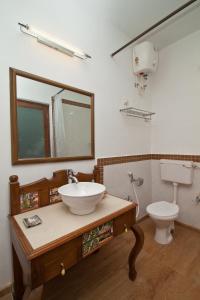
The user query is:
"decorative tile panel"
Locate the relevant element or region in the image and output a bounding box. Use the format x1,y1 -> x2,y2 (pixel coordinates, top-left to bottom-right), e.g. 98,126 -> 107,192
20,192 -> 39,210
82,221 -> 113,257
49,187 -> 62,203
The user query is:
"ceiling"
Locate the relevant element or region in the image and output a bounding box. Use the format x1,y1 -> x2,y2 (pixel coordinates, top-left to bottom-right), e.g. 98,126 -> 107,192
79,0 -> 200,50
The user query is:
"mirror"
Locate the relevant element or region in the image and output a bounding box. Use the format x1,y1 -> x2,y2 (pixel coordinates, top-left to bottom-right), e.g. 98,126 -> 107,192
10,68 -> 94,164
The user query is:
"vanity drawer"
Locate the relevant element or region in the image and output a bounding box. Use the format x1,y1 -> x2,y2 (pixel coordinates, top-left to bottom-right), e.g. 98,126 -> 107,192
32,237 -> 82,287
113,209 -> 135,236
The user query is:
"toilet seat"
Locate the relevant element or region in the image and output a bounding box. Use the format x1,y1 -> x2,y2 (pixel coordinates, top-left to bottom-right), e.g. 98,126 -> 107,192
146,201 -> 179,220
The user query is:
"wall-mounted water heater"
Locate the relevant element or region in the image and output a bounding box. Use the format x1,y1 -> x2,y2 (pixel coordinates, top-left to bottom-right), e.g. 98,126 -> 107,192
133,41 -> 158,74
133,41 -> 158,94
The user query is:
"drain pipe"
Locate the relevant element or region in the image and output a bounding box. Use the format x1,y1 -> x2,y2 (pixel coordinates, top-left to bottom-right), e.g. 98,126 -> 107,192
173,182 -> 178,204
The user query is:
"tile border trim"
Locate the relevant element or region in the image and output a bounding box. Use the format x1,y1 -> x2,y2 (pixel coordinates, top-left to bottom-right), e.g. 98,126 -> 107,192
97,154 -> 200,183
97,154 -> 151,183
151,154 -> 200,162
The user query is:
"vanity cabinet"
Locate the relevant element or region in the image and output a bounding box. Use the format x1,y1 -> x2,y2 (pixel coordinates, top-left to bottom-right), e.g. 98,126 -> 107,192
32,237 -> 82,287
113,210 -> 135,236
9,169 -> 144,300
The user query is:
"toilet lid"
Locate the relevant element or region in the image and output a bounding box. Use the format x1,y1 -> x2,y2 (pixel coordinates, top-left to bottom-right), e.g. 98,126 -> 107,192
146,201 -> 179,218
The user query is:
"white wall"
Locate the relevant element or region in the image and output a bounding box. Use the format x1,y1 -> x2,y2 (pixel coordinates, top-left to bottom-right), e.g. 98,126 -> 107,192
104,161 -> 152,219
151,29 -> 200,154
150,30 -> 200,229
0,0 -> 151,289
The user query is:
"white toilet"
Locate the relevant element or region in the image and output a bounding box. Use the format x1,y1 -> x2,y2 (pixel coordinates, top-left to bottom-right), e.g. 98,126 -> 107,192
147,159 -> 193,245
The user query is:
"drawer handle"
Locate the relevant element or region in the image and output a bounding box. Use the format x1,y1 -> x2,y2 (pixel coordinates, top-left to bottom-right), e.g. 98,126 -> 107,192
60,263 -> 66,276
124,224 -> 128,233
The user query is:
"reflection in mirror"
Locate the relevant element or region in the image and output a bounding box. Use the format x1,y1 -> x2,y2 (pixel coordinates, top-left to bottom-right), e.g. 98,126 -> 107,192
17,99 -> 50,158
10,69 -> 94,164
54,97 -> 91,157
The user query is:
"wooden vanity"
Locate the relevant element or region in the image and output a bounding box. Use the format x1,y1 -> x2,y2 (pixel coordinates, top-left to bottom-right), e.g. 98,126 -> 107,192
9,168 -> 144,300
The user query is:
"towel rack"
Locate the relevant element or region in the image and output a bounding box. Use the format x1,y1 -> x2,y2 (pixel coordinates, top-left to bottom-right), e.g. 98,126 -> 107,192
120,107 -> 155,121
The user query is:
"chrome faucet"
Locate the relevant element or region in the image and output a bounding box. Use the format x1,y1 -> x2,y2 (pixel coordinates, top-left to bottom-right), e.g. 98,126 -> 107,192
128,171 -> 144,186
68,169 -> 79,184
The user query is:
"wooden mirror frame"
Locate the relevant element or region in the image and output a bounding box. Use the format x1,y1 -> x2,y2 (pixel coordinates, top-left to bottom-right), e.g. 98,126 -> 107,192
10,68 -> 95,165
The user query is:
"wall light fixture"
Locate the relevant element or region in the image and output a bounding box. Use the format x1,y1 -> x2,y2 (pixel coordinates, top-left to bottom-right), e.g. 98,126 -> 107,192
18,22 -> 91,59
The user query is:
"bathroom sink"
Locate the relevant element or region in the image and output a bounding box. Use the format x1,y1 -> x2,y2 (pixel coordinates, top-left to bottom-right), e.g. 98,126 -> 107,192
58,182 -> 106,215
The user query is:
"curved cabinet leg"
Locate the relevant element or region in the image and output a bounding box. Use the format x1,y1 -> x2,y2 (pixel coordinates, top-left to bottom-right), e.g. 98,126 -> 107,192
128,224 -> 144,281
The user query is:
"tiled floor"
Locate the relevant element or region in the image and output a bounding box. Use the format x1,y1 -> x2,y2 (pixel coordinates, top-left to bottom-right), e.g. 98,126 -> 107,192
2,218 -> 200,299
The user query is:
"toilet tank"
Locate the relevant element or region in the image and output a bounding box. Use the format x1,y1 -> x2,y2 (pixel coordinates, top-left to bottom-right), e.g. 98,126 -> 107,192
160,159 -> 193,185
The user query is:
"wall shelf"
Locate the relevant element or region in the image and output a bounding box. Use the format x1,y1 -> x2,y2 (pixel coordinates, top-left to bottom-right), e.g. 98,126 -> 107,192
120,107 -> 155,121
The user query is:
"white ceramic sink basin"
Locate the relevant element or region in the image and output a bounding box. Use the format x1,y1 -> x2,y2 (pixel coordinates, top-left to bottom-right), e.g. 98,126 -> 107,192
58,182 -> 106,215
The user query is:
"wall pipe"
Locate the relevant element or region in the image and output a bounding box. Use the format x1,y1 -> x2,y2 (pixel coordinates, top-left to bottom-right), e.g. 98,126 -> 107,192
111,0 -> 199,57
